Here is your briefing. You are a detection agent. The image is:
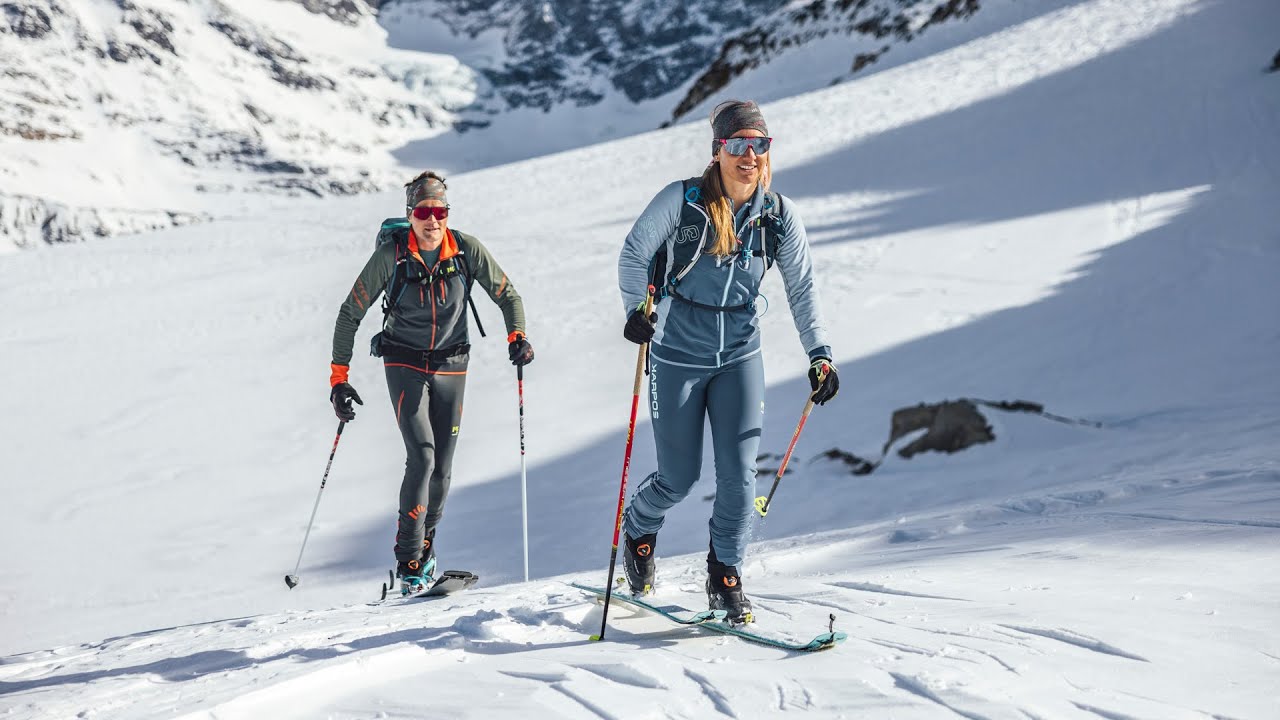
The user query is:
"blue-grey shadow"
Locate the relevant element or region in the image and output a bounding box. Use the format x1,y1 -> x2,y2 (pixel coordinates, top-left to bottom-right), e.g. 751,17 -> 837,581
335,0 -> 1278,585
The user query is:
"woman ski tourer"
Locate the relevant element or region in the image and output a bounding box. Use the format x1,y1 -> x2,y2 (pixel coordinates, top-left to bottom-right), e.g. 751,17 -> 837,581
329,171 -> 534,595
616,100 -> 839,623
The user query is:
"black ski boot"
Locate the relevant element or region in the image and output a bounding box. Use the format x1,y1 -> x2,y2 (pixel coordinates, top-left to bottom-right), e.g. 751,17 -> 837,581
706,548 -> 754,624
420,528 -> 438,581
396,558 -> 427,596
623,532 -> 657,595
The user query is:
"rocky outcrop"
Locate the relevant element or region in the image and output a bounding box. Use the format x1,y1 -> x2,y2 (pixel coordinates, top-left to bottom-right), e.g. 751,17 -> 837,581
671,0 -> 981,123
0,0 -> 471,244
286,0 -> 377,25
0,194 -> 205,250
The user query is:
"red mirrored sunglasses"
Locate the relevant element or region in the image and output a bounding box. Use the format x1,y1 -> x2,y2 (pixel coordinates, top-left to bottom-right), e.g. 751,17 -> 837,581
408,205 -> 450,220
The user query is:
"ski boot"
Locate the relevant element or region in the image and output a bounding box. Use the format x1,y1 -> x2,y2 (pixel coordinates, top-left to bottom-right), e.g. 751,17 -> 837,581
623,532 -> 657,595
419,529 -> 438,584
707,550 -> 754,625
396,558 -> 428,596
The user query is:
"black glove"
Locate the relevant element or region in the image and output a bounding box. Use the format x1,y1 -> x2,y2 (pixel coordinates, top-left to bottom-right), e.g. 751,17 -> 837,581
624,307 -> 657,344
330,382 -> 363,421
508,335 -> 535,366
808,358 -> 839,405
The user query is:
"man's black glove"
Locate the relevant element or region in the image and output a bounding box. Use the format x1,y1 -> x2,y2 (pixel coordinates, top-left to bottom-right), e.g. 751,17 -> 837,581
330,382 -> 363,421
808,358 -> 839,405
624,307 -> 657,345
508,335 -> 535,366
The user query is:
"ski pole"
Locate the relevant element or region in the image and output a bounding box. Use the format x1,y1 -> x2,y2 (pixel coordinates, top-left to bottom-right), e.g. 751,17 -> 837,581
755,367 -> 827,517
285,420 -> 346,589
518,364 -> 529,583
592,290 -> 654,641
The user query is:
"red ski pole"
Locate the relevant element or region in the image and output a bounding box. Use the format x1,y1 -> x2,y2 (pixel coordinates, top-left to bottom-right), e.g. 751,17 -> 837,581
755,363 -> 829,517
592,290 -> 654,641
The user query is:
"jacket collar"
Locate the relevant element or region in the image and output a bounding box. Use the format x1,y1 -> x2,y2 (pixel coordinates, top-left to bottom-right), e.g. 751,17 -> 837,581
407,228 -> 460,267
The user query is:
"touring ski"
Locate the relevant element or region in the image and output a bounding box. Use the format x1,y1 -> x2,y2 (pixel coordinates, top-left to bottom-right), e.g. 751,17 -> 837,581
373,569 -> 479,604
572,582 -> 846,652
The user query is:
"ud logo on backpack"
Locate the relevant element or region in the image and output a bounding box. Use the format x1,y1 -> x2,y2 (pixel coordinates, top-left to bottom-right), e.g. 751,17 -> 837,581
676,225 -> 701,245
648,178 -> 787,312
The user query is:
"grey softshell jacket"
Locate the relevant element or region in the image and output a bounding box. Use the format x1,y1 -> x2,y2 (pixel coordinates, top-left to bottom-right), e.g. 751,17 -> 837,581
618,180 -> 831,368
332,229 -> 525,366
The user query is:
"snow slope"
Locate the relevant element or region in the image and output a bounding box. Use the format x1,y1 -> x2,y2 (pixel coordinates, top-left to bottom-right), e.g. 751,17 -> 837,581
1,0 -> 1279,717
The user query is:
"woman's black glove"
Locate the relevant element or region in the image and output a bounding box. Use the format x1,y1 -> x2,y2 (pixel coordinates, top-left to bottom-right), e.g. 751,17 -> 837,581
508,335 -> 535,366
330,382 -> 363,421
624,307 -> 657,344
808,358 -> 839,405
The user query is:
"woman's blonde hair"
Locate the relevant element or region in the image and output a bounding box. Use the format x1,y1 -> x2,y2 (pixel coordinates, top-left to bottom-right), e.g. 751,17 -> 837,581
700,152 -> 771,257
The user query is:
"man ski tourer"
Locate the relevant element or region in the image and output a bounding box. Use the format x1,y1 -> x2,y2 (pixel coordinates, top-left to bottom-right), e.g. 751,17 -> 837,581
329,170 -> 535,595
616,100 -> 840,624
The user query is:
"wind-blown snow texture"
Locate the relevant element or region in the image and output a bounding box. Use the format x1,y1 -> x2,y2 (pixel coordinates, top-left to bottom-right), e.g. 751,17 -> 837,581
2,0 -> 1279,717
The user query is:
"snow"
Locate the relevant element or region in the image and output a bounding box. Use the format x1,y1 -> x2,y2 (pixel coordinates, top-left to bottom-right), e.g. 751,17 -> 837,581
2,0 -> 1279,717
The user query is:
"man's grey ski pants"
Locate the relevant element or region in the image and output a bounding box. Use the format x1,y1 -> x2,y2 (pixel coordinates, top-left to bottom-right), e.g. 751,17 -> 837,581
385,355 -> 467,564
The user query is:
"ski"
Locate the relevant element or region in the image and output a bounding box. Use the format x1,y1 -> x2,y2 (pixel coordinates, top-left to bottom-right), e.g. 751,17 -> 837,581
372,569 -> 479,605
572,582 -> 847,652
572,581 -> 727,625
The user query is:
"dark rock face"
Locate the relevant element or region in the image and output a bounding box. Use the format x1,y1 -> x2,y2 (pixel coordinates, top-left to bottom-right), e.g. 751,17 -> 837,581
287,0 -> 376,25
816,399 -> 996,476
888,400 -> 995,458
118,0 -> 176,56
1270,49 -> 1279,73
208,19 -> 336,91
409,0 -> 783,111
1,1 -> 55,39
386,0 -> 983,121
672,0 -> 981,123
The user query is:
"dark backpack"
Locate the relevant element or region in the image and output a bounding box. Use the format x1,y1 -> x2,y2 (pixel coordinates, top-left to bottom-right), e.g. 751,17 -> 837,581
374,217 -> 486,337
648,178 -> 786,312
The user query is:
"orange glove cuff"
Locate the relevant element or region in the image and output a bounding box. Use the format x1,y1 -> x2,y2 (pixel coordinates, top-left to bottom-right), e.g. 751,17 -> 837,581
507,331 -> 525,344
330,363 -> 350,387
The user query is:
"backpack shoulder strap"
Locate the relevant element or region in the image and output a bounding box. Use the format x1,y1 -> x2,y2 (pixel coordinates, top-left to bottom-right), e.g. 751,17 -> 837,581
759,190 -> 785,271
381,231 -> 410,317
668,177 -> 712,282
447,230 -> 487,339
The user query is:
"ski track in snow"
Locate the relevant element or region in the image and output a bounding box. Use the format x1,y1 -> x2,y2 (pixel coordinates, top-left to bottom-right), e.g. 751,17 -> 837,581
1070,701 -> 1144,720
1093,512 -> 1280,529
572,662 -> 665,689
683,668 -> 738,719
829,580 -> 973,601
549,682 -> 620,720
997,626 -> 1149,663
888,671 -> 994,720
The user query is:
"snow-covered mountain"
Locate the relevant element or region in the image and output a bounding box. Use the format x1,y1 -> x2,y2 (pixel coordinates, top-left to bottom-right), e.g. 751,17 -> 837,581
1,0 -> 1278,716
0,0 -> 474,248
1,0 -> 988,249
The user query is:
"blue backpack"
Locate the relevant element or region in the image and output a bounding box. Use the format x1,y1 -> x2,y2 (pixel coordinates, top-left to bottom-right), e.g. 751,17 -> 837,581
649,178 -> 786,312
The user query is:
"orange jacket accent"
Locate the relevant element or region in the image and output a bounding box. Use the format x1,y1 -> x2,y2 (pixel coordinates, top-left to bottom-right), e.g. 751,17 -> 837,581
407,228 -> 460,267
330,363 -> 350,387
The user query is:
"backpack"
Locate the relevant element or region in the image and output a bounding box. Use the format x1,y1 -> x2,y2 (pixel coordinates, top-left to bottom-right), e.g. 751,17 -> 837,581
374,217 -> 486,338
648,178 -> 786,312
